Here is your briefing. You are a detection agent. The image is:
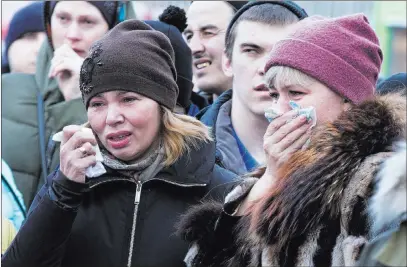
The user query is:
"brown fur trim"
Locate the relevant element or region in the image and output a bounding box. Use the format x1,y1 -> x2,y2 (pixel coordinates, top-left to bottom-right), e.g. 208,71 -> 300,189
247,93 -> 406,257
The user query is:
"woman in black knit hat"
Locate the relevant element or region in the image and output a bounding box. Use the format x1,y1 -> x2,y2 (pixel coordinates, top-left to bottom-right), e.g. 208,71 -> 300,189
2,19 -> 238,267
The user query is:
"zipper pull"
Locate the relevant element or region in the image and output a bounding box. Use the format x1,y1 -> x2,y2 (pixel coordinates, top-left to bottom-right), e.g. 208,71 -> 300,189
134,181 -> 142,205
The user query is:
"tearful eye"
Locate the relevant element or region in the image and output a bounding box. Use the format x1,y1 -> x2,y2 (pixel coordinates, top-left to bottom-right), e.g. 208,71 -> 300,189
83,19 -> 95,25
242,48 -> 257,54
89,102 -> 104,108
289,91 -> 304,97
269,92 -> 279,99
202,31 -> 215,36
122,97 -> 138,103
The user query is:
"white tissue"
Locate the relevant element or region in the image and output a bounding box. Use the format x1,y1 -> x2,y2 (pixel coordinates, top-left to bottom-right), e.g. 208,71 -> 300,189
264,100 -> 317,127
52,129 -> 106,178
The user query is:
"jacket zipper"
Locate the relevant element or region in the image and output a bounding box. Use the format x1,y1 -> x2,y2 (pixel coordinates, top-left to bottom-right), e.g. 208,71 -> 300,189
127,181 -> 142,267
94,178 -> 207,267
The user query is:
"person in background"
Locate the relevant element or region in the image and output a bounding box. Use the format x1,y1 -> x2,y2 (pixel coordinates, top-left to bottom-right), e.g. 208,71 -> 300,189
376,72 -> 406,96
2,19 -> 238,267
184,1 -> 248,104
2,1 -> 121,209
145,5 -> 208,116
1,2 -> 46,74
357,141 -> 406,267
177,14 -> 405,267
1,217 -> 17,255
196,1 -> 308,175
2,159 -> 26,231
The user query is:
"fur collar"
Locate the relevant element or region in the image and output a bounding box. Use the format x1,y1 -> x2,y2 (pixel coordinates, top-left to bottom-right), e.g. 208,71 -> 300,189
247,93 -> 406,256
370,140 -> 406,234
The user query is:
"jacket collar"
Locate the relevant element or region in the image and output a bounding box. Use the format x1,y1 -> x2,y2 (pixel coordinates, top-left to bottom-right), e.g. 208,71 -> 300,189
88,139 -> 217,188
197,90 -> 235,168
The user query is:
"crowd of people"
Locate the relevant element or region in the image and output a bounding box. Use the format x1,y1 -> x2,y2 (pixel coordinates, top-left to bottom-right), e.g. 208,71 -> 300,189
1,1 -> 406,267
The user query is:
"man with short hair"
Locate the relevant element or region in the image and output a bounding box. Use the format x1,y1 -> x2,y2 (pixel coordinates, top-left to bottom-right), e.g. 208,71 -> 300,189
197,1 -> 308,175
184,1 -> 247,104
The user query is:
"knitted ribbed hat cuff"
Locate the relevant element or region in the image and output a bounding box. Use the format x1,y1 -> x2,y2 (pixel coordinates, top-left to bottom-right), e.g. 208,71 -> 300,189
265,39 -> 375,104
84,72 -> 177,110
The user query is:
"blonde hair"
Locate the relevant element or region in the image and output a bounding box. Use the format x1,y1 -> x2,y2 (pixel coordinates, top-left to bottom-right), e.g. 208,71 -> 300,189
161,107 -> 213,166
265,65 -> 317,89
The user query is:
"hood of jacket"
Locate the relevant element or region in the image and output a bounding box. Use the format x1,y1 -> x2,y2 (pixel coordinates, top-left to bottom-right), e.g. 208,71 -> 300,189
246,93 -> 406,256
197,90 -> 249,175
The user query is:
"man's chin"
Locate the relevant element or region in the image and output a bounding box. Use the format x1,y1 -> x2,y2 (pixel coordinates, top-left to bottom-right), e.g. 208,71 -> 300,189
196,79 -> 229,96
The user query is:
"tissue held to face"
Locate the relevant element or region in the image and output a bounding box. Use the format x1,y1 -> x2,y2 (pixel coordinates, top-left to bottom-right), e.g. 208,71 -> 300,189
87,91 -> 161,162
268,79 -> 349,126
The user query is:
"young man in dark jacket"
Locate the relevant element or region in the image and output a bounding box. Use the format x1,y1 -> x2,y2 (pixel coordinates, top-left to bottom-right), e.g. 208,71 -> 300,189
195,1 -> 308,175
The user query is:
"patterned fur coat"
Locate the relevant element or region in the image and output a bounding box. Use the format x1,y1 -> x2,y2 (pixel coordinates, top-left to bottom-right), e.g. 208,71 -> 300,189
177,93 -> 406,267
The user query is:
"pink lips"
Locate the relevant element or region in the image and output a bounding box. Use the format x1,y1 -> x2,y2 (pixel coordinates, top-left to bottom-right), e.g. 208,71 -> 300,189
254,84 -> 269,91
106,131 -> 132,149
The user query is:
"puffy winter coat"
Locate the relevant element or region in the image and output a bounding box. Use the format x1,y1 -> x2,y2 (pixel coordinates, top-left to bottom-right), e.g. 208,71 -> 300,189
178,93 -> 406,267
2,139 -> 240,267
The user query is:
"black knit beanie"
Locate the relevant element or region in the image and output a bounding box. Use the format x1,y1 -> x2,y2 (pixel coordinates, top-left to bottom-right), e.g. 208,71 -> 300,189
47,1 -> 118,29
43,1 -> 119,51
190,1 -> 249,13
225,1 -> 308,44
145,6 -> 193,109
2,2 -> 45,73
376,73 -> 407,96
80,19 -> 179,110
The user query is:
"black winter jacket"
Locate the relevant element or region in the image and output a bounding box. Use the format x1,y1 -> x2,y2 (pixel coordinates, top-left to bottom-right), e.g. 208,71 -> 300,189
2,140 -> 239,267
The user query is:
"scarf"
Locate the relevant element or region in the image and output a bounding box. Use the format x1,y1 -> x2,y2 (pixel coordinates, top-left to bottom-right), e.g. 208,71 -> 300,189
100,139 -> 165,183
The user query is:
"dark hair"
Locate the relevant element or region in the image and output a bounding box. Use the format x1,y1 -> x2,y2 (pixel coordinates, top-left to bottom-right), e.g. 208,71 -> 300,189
376,73 -> 407,96
225,3 -> 303,60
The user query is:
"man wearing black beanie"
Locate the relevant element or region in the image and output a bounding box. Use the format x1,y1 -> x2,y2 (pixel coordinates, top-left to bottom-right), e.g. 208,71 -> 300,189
184,1 -> 249,104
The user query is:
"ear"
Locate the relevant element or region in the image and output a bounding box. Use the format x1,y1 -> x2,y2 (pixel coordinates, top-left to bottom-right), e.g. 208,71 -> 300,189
343,100 -> 352,111
222,50 -> 233,78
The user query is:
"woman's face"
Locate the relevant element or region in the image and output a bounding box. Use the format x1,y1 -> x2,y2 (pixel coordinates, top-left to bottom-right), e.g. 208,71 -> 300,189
51,1 -> 109,58
88,91 -> 161,161
268,80 -> 350,125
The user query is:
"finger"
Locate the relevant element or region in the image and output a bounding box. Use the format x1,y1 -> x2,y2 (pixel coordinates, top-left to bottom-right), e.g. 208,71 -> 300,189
79,142 -> 96,157
61,125 -> 84,146
70,154 -> 97,170
265,109 -> 300,137
65,129 -> 97,150
268,114 -> 308,145
51,61 -> 74,78
274,121 -> 311,152
285,129 -> 312,154
54,44 -> 72,57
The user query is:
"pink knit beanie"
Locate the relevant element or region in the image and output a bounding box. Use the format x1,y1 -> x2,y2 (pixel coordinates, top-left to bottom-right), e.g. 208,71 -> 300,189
265,14 -> 383,104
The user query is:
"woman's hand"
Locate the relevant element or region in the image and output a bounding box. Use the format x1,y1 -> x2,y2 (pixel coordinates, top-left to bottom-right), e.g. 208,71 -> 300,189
59,125 -> 97,183
49,44 -> 85,101
263,109 -> 312,178
236,110 -> 312,216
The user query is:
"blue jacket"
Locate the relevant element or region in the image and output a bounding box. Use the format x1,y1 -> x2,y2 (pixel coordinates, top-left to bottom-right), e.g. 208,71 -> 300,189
197,90 -> 257,175
1,159 -> 26,230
